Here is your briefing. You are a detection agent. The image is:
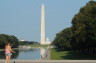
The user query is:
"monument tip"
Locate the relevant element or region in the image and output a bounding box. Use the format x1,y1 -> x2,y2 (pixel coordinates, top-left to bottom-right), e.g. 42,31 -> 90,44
41,3 -> 44,9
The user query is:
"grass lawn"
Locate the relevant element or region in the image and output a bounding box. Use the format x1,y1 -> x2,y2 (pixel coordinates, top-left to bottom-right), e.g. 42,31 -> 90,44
30,44 -> 51,47
50,48 -> 96,60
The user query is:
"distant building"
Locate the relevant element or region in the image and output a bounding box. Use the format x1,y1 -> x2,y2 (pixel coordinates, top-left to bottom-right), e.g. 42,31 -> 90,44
19,39 -> 26,42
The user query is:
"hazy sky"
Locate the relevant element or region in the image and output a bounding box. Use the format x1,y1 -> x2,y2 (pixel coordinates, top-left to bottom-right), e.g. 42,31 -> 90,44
0,0 -> 94,42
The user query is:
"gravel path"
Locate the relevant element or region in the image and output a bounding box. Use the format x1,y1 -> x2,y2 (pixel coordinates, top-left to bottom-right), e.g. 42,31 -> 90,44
41,48 -> 50,60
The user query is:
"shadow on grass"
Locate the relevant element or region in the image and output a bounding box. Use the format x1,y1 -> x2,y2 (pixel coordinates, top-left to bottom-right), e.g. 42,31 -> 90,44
54,48 -> 63,52
54,48 -> 67,52
61,51 -> 96,60
54,48 -> 96,60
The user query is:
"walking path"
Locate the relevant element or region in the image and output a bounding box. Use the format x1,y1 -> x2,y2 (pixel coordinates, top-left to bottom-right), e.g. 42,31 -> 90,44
0,60 -> 96,63
41,48 -> 50,60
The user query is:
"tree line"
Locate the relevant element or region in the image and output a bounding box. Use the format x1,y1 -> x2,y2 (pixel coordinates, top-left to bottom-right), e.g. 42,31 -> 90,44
53,1 -> 96,56
19,41 -> 38,45
0,34 -> 39,49
0,34 -> 19,48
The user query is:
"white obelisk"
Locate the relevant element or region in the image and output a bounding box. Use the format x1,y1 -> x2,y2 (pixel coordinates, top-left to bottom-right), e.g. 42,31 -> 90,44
40,4 -> 45,44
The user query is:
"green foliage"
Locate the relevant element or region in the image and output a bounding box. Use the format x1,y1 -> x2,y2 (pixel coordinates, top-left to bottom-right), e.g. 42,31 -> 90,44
71,1 -> 96,51
53,1 -> 96,56
0,34 -> 19,48
18,41 -> 38,45
53,27 -> 72,50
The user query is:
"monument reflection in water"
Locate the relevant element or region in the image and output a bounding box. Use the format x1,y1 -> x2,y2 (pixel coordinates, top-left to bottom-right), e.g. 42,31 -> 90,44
0,47 -> 46,60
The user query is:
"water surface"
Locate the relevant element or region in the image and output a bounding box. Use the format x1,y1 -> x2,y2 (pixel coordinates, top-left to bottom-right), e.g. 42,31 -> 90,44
0,47 -> 46,60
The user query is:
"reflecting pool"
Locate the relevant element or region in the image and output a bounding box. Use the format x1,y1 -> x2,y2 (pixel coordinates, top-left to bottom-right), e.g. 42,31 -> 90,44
0,47 -> 47,60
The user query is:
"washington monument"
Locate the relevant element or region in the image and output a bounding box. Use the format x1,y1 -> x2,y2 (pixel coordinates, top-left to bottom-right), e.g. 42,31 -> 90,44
40,4 -> 51,45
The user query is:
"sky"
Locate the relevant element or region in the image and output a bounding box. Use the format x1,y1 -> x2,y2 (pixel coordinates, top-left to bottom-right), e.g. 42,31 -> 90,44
0,0 -> 94,42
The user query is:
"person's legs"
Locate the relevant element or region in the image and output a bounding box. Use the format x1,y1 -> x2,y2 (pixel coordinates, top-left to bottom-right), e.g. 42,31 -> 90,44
8,55 -> 11,63
5,56 -> 8,63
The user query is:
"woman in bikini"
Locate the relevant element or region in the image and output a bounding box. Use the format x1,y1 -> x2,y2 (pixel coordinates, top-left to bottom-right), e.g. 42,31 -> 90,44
5,42 -> 15,63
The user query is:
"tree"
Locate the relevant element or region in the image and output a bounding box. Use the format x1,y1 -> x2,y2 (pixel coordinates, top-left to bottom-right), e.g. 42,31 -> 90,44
71,1 -> 96,55
53,1 -> 96,56
0,34 -> 19,48
53,27 -> 72,50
